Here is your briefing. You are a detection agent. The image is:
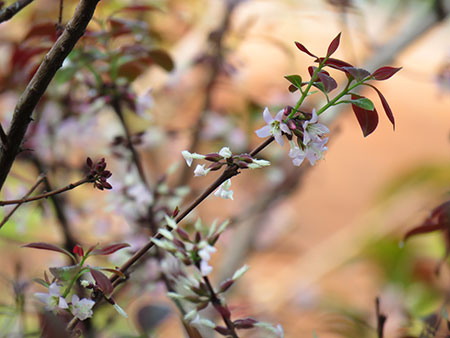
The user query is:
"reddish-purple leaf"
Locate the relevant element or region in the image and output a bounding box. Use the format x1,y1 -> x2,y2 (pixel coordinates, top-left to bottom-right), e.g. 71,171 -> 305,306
294,41 -> 317,58
22,242 -> 75,262
114,5 -> 159,13
431,201 -> 450,220
86,157 -> 93,168
99,268 -> 126,279
289,84 -> 298,93
89,268 -> 113,296
91,243 -> 130,256
342,67 -> 371,82
351,94 -> 379,137
24,22 -> 58,41
326,32 -> 341,57
73,245 -> 84,257
316,57 -> 354,70
372,66 -> 402,80
318,72 -> 337,92
404,223 -> 445,241
365,84 -> 395,129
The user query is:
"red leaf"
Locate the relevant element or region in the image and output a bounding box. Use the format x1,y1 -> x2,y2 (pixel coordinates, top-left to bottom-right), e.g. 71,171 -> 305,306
73,245 -> 84,257
342,67 -> 371,82
404,223 -> 445,241
24,22 -> 58,42
326,32 -> 341,57
318,72 -> 337,92
372,66 -> 402,80
294,41 -> 317,58
365,84 -> 395,129
288,84 -> 298,93
351,94 -> 379,137
114,5 -> 159,13
316,57 -> 353,70
91,243 -> 130,256
89,268 -> 113,296
22,242 -> 75,262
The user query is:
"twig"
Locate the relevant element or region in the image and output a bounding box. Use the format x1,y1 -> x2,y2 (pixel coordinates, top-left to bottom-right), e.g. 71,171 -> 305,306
0,0 -> 101,193
66,136 -> 275,332
375,297 -> 386,338
0,177 -> 91,206
0,0 -> 33,24
0,174 -> 45,229
204,275 -> 239,338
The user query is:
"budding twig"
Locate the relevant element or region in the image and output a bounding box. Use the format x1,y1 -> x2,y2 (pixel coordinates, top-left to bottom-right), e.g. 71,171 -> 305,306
66,136 -> 275,332
0,177 -> 91,206
0,174 -> 46,229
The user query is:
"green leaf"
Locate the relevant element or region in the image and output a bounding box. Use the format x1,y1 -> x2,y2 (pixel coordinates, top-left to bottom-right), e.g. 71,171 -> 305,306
284,75 -> 302,89
49,265 -> 80,282
351,97 -> 375,111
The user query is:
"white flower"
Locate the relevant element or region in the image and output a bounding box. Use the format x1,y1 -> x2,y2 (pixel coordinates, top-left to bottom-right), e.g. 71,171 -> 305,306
194,164 -> 211,177
255,107 -> 291,146
254,322 -> 285,338
71,295 -> 95,321
34,283 -> 68,312
302,109 -> 329,145
181,150 -> 206,167
200,260 -> 213,276
248,158 -> 271,169
136,89 -> 154,116
113,303 -> 128,318
214,179 -> 233,200
232,265 -> 249,280
198,244 -> 217,261
218,146 -> 232,159
289,142 -> 306,167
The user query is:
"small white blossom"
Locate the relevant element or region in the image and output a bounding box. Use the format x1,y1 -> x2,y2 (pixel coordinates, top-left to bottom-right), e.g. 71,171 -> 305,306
289,142 -> 306,167
194,164 -> 211,177
200,260 -> 213,276
80,280 -> 90,288
136,89 -> 154,116
218,146 -> 232,159
255,107 -> 291,146
232,265 -> 249,280
71,295 -> 95,321
302,109 -> 329,145
34,283 -> 68,312
254,322 -> 285,338
191,315 -> 216,329
181,150 -> 206,167
198,244 -> 217,261
248,158 -> 271,169
113,303 -> 128,318
214,179 -> 233,200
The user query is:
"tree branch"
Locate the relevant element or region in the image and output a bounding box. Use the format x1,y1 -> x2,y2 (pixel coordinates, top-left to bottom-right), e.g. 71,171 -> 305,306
66,136 -> 275,332
0,0 -> 101,193
0,176 -> 91,206
0,0 -> 34,24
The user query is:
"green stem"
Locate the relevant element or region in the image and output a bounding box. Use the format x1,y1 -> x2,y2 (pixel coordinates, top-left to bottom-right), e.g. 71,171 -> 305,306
315,79 -> 360,115
62,267 -> 89,298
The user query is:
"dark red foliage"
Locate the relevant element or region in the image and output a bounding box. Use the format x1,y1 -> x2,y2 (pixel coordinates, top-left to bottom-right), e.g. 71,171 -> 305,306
73,244 -> 84,257
326,32 -> 341,57
294,41 -> 317,58
91,243 -> 130,256
365,84 -> 396,129
22,242 -> 75,261
371,66 -> 402,81
89,268 -> 113,297
351,94 -> 379,137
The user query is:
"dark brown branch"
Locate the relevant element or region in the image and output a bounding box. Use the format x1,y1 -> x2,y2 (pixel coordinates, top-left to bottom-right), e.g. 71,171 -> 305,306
375,297 -> 386,338
204,276 -> 239,338
0,0 -> 33,24
66,136 -> 275,332
0,177 -> 91,206
0,174 -> 45,229
0,123 -> 7,146
0,0 -> 101,193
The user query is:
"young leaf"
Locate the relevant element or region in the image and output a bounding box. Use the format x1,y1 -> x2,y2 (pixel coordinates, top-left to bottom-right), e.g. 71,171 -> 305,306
316,57 -> 353,71
294,41 -> 317,58
284,75 -> 303,89
98,268 -> 126,279
349,97 -> 375,111
91,243 -> 130,256
371,66 -> 402,80
22,242 -> 76,263
326,32 -> 341,57
365,84 -> 395,129
351,94 -> 379,137
404,223 -> 445,241
90,268 -> 114,297
342,67 -> 371,82
288,84 -> 298,93
49,265 -> 81,282
317,72 -> 337,93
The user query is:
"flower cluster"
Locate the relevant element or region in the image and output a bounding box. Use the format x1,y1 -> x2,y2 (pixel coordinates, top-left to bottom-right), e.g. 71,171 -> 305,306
256,107 -> 329,167
152,217 -> 284,337
86,157 -> 113,190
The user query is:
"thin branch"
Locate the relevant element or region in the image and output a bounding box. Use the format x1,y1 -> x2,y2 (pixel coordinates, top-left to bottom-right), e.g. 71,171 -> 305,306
0,0 -> 33,24
0,177 -> 91,206
0,174 -> 45,229
204,276 -> 239,338
66,136 -> 275,332
0,0 -> 101,193
375,297 -> 387,338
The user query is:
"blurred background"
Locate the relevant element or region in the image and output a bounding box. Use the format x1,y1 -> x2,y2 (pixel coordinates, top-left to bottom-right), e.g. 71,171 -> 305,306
0,0 -> 450,337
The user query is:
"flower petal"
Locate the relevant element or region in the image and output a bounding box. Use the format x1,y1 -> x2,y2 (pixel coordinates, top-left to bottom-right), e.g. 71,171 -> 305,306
255,126 -> 271,138
263,107 -> 274,124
